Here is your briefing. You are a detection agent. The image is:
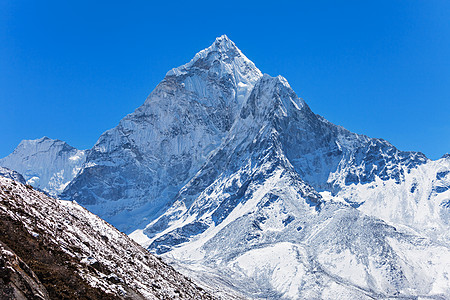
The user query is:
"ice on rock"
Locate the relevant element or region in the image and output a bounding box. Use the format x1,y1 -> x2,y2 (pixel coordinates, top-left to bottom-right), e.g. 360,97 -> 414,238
60,35 -> 263,233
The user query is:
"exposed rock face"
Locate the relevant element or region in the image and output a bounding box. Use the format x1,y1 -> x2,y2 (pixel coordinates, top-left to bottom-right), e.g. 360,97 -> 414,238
0,176 -> 213,299
0,241 -> 50,300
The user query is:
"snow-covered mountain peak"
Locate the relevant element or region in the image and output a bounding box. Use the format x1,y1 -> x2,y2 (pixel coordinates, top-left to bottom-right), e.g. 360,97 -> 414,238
0,137 -> 86,195
213,34 -> 233,47
240,74 -> 306,122
165,35 -> 262,90
16,136 -> 63,149
62,37 -> 265,232
207,34 -> 237,54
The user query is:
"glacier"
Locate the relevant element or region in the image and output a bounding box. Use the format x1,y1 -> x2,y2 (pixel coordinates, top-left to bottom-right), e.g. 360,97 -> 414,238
2,35 -> 449,299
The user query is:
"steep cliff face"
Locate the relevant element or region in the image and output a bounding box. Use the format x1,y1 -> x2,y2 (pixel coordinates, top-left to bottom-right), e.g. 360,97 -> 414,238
60,35 -> 262,232
0,137 -> 86,196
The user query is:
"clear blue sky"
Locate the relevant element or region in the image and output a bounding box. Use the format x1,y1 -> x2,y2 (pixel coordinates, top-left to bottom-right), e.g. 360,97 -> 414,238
1,1 -> 449,159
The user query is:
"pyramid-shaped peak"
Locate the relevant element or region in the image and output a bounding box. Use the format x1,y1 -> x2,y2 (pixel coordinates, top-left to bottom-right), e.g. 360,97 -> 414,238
200,34 -> 250,59
194,34 -> 243,60
240,74 -> 305,121
210,34 -> 236,51
216,34 -> 231,42
166,35 -> 261,79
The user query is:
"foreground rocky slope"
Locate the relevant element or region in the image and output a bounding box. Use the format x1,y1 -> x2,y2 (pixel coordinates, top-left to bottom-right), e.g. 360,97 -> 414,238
0,175 -> 213,299
0,240 -> 49,300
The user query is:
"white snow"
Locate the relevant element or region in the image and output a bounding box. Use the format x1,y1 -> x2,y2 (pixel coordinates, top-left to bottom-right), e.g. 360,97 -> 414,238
0,137 -> 86,196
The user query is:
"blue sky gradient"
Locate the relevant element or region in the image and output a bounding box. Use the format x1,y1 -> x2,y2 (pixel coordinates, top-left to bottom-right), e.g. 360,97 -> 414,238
1,1 -> 449,159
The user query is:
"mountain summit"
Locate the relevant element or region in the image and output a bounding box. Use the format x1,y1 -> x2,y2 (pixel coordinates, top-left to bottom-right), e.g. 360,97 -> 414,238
59,36 -> 263,232
167,34 -> 259,78
2,36 -> 450,299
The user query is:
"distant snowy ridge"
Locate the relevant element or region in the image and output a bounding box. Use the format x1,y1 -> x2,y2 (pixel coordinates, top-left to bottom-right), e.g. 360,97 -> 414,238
0,166 -> 26,184
0,136 -> 86,196
336,155 -> 450,244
